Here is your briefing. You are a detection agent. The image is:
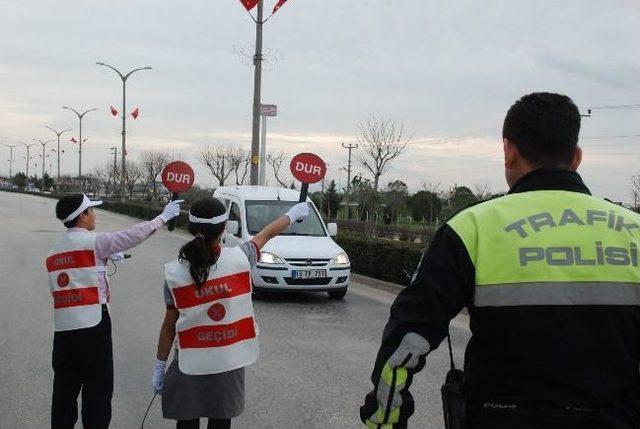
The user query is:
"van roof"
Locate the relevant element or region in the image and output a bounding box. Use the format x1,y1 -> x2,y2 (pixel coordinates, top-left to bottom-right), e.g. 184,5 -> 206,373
214,186 -> 304,202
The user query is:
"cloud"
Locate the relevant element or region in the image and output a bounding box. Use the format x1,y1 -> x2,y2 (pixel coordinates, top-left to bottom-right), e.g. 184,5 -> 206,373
536,51 -> 640,89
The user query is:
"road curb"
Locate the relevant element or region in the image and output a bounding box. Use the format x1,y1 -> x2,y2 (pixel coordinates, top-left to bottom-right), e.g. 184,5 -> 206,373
351,273 -> 404,294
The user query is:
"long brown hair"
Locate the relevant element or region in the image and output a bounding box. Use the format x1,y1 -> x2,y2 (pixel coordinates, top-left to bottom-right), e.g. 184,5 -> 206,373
178,198 -> 227,287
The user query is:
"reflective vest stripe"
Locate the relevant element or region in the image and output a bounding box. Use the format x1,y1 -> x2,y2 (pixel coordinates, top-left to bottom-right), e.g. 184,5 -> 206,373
46,249 -> 95,272
476,281 -> 640,307
52,287 -> 100,309
172,271 -> 251,309
178,317 -> 256,349
47,232 -> 102,331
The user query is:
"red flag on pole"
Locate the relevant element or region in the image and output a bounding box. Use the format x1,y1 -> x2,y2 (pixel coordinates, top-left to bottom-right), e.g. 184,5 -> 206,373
131,108 -> 139,119
272,0 -> 289,14
239,0 -> 258,11
110,106 -> 118,116
70,137 -> 77,143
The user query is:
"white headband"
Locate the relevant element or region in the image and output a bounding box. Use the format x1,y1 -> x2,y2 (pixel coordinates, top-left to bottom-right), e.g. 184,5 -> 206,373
63,194 -> 103,223
188,212 -> 228,225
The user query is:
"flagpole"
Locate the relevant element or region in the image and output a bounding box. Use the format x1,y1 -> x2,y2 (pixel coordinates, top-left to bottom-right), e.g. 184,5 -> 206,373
249,0 -> 264,186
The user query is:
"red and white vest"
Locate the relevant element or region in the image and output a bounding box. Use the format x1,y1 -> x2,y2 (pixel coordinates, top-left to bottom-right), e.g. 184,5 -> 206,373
165,246 -> 259,375
46,231 -> 105,331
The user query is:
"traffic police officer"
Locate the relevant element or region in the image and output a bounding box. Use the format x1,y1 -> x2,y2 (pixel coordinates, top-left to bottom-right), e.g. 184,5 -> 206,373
47,193 -> 182,429
361,92 -> 640,428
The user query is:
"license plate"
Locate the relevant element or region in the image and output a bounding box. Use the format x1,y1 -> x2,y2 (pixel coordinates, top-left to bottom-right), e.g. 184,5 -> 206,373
292,269 -> 327,279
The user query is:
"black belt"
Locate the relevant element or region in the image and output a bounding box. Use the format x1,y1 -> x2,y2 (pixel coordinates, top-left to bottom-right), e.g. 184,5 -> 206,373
468,401 -> 601,418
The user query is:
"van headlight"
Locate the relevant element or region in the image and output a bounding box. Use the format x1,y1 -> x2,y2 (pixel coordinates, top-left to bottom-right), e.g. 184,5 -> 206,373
259,251 -> 285,265
333,252 -> 350,266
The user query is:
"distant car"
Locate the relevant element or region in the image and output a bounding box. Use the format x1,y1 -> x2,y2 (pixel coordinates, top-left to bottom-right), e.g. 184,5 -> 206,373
214,186 -> 351,299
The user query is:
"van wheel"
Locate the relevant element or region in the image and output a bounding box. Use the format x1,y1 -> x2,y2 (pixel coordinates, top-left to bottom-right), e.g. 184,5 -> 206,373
328,288 -> 347,300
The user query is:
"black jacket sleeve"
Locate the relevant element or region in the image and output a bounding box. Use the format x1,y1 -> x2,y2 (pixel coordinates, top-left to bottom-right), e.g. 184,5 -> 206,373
360,224 -> 475,427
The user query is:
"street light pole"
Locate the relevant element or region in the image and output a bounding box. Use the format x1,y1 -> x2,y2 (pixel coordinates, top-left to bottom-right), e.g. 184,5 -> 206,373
96,62 -> 152,201
250,0 -> 264,185
34,139 -> 53,191
45,126 -> 71,192
62,106 -> 97,180
3,144 -> 16,181
21,142 -> 35,179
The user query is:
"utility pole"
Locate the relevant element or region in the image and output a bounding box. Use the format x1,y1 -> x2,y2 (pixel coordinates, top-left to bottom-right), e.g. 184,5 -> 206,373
249,0 -> 264,185
45,126 -> 71,193
342,142 -> 358,219
3,144 -> 16,181
110,147 -> 118,174
96,62 -> 152,201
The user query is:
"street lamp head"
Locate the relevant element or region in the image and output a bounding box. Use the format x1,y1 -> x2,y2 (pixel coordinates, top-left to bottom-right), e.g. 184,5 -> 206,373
96,61 -> 106,66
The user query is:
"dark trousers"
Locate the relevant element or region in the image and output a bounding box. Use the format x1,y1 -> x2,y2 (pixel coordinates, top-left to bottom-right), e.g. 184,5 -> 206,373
51,306 -> 113,429
177,419 -> 231,429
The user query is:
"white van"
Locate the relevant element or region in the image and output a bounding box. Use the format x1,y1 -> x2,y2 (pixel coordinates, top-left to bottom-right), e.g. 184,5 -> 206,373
214,186 -> 350,299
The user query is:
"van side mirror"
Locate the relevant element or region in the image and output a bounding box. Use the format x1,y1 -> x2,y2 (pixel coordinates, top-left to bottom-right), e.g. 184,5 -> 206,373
226,221 -> 239,236
327,223 -> 338,237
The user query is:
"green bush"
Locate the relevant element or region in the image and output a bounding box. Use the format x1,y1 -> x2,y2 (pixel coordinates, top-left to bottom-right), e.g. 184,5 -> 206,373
335,231 -> 424,285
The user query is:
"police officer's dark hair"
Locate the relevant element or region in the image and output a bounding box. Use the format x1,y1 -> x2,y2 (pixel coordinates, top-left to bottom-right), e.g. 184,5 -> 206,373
56,194 -> 89,228
502,92 -> 581,168
179,198 -> 227,287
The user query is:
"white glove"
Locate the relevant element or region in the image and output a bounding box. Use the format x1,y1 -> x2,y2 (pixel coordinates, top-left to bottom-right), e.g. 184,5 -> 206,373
109,252 -> 125,264
370,333 -> 430,424
151,359 -> 167,394
159,200 -> 184,223
284,202 -> 310,224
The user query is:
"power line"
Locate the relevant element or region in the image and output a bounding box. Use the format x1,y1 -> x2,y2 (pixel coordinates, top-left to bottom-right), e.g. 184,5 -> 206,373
588,104 -> 640,110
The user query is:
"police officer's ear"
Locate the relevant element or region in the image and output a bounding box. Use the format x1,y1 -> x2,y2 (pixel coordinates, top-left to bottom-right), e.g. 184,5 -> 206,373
503,138 -> 518,169
568,146 -> 582,172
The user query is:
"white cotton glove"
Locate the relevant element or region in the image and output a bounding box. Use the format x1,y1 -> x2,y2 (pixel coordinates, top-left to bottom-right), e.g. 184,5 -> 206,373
151,359 -> 167,394
159,200 -> 184,223
109,252 -> 125,264
284,202 -> 310,224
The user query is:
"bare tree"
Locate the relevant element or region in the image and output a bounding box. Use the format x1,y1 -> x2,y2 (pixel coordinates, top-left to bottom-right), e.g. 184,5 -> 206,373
357,116 -> 411,192
123,160 -> 143,199
199,145 -> 234,186
140,150 -> 170,199
266,150 -> 288,187
473,183 -> 493,201
92,162 -> 119,197
228,147 -> 251,185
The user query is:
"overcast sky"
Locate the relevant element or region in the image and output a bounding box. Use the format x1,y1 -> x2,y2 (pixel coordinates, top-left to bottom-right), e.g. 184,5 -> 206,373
1,0 -> 639,201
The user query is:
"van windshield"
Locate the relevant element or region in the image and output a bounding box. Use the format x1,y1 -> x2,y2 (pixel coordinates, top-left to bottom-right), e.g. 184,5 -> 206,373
245,200 -> 326,237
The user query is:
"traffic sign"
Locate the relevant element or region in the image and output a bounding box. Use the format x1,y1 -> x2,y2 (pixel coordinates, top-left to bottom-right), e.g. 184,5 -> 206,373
290,152 -> 327,206
260,104 -> 277,117
162,161 -> 195,193
161,161 -> 194,231
290,153 -> 326,184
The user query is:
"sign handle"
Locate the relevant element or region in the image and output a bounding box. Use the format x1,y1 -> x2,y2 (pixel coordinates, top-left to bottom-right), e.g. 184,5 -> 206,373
167,192 -> 179,231
296,183 -> 309,223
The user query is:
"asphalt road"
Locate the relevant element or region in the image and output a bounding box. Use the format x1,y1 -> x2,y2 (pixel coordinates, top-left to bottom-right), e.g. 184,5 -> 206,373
0,191 -> 470,429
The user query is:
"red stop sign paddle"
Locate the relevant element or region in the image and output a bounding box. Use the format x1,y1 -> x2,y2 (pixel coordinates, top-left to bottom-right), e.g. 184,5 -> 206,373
290,153 -> 326,222
162,161 -> 195,231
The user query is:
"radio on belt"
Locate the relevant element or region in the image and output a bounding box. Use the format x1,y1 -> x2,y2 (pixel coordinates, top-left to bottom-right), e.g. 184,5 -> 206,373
161,161 -> 195,231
